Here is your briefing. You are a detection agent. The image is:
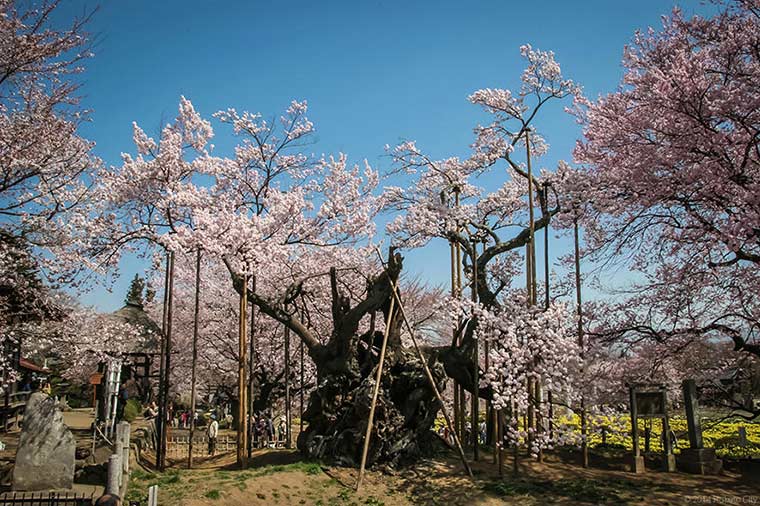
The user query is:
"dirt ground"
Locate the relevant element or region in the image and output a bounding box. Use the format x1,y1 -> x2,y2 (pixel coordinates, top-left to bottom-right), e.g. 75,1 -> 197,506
127,445 -> 760,506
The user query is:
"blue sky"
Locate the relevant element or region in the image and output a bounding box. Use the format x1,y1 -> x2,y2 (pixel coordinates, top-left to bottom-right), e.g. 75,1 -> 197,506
52,0 -> 707,311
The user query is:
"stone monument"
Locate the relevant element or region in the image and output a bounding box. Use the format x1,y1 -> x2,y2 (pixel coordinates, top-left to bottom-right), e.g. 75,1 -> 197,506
12,393 -> 76,490
676,379 -> 722,475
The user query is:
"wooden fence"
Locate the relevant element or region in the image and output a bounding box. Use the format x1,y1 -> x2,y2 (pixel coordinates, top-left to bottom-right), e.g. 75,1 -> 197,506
0,492 -> 92,506
166,435 -> 236,456
165,434 -> 288,456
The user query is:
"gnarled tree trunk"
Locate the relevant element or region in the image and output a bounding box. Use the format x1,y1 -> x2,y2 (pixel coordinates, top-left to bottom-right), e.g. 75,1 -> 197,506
227,250 -> 477,468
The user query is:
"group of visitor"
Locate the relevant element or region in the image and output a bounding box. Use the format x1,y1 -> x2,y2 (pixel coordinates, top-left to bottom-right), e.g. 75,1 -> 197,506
143,401 -> 198,429
251,411 -> 288,448
172,407 -> 197,428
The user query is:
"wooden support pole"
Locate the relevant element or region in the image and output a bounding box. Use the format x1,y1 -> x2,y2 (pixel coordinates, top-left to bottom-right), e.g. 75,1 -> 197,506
299,328 -> 305,435
248,276 -> 256,457
237,272 -> 248,468
470,238 -> 479,462
544,185 -> 553,445
543,185 -> 550,309
356,293 -> 396,491
155,252 -> 169,470
526,130 -> 536,307
497,409 -> 504,476
188,248 -> 201,469
450,240 -> 460,441
284,324 -> 292,449
526,130 -> 540,460
574,215 -> 589,468
454,189 -> 466,443
374,247 -> 473,479
157,250 -> 174,471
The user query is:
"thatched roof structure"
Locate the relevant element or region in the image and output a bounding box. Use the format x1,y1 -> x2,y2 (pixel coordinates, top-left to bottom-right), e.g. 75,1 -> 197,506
107,300 -> 162,353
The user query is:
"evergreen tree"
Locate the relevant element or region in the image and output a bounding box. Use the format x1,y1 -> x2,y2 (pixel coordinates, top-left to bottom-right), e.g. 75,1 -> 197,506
125,274 -> 145,307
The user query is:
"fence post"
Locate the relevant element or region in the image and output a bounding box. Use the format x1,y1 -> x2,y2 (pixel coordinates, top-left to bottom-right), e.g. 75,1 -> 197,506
107,454 -> 121,495
117,421 -> 130,475
148,484 -> 158,506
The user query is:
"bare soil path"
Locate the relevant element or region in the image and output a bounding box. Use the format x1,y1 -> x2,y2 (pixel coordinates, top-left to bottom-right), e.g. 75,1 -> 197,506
126,447 -> 760,506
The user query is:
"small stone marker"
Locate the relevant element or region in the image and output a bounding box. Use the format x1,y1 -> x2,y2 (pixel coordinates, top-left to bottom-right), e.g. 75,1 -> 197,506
12,393 -> 76,491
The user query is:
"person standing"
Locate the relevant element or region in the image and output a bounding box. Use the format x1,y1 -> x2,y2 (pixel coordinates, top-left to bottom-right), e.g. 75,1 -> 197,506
207,415 -> 219,456
266,411 -> 274,447
144,401 -> 158,420
277,419 -> 286,445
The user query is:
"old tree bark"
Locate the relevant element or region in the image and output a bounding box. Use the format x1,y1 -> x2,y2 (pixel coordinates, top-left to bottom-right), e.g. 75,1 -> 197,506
227,250 -> 481,468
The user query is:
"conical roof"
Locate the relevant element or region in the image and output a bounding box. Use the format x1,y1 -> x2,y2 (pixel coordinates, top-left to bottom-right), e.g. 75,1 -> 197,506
108,300 -> 162,352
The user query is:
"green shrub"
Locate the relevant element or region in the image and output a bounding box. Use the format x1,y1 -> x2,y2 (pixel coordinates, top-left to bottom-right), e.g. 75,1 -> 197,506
123,399 -> 142,422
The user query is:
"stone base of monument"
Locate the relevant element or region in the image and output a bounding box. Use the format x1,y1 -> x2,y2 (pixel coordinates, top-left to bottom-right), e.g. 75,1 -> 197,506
12,393 -> 75,491
677,448 -> 722,475
663,453 -> 676,472
626,454 -> 646,474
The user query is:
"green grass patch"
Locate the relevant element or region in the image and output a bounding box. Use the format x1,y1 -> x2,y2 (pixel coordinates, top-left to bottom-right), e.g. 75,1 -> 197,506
126,469 -> 187,506
204,489 -> 221,499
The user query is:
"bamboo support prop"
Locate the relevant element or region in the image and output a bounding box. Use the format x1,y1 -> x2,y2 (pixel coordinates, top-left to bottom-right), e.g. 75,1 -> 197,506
356,291 -> 396,491
374,247 -> 474,479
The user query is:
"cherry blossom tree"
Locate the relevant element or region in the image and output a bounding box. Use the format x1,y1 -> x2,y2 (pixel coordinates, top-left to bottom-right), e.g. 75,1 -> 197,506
386,45 -> 582,456
0,0 -> 98,267
570,0 -> 760,384
0,0 -> 99,387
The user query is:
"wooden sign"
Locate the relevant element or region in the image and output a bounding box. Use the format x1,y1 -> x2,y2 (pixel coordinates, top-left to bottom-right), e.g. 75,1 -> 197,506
635,391 -> 666,417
